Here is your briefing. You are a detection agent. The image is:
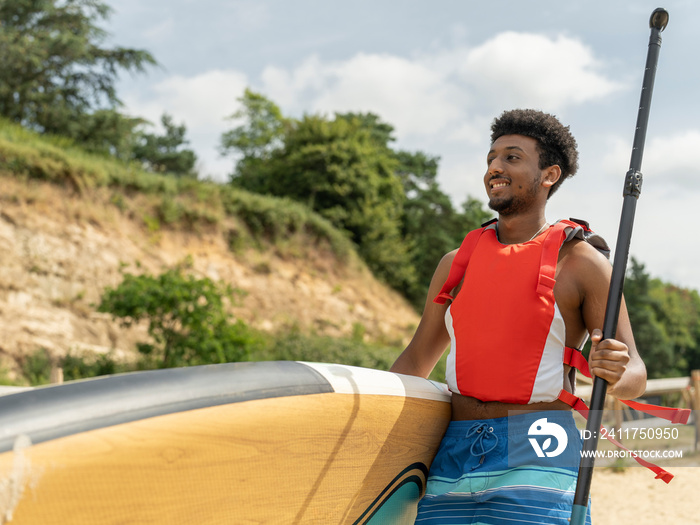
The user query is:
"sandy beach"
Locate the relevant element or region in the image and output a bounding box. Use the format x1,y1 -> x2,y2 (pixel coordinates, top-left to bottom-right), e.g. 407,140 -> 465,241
590,463 -> 699,524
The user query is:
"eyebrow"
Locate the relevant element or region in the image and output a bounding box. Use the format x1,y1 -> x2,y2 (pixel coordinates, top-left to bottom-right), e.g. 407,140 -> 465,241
487,145 -> 526,156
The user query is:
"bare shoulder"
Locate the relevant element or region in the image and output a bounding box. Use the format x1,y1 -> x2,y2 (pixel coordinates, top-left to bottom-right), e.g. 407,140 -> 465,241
440,248 -> 459,269
559,237 -> 611,274
554,237 -> 614,344
433,248 -> 459,292
557,237 -> 613,303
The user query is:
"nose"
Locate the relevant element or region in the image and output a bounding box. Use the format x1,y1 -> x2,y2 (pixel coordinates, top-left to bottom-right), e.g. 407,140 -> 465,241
488,157 -> 504,175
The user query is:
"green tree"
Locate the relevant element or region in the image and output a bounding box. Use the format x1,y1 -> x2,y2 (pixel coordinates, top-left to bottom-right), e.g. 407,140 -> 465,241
649,282 -> 700,374
220,88 -> 288,182
132,113 -> 198,176
283,113 -> 414,290
336,111 -> 395,146
61,351 -> 128,380
18,347 -> 53,386
224,98 -> 415,291
98,264 -> 253,368
0,0 -> 156,138
623,259 -> 676,377
70,109 -> 145,160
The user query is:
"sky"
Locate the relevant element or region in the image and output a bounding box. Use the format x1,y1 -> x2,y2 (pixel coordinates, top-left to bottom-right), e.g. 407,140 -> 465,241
107,0 -> 700,292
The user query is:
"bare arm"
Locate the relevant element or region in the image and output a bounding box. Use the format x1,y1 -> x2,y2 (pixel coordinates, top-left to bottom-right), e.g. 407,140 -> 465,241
576,244 -> 647,399
390,251 -> 455,379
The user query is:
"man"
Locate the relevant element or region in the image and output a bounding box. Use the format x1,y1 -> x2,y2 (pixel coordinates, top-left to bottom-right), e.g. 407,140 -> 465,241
390,109 -> 647,524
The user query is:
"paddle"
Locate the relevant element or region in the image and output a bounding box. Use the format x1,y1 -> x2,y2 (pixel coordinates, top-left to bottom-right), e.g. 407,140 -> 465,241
570,8 -> 669,525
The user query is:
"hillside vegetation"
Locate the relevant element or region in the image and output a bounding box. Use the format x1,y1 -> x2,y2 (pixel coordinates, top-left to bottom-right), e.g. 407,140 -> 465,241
0,119 -> 428,384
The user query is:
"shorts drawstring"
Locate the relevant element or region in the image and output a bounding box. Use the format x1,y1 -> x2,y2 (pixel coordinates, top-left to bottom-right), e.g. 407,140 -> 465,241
465,422 -> 498,466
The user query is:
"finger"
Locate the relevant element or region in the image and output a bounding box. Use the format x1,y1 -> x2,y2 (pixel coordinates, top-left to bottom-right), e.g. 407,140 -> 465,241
590,357 -> 629,372
591,364 -> 626,382
590,348 -> 630,365
590,358 -> 627,375
595,336 -> 626,348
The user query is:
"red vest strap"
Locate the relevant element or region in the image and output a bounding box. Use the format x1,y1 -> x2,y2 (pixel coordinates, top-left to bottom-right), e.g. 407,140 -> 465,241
558,389 -> 681,483
563,346 -> 592,378
537,222 -> 571,296
559,391 -> 673,482
434,227 -> 488,305
601,428 -> 674,483
620,399 -> 691,425
559,360 -> 689,425
558,389 -> 589,416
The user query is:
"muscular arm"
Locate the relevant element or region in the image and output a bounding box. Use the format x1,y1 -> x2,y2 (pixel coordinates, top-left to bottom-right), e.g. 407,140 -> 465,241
572,242 -> 647,399
389,251 -> 455,378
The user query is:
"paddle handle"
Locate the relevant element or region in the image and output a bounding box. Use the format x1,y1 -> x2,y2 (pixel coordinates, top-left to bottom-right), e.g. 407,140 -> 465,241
571,8 -> 669,523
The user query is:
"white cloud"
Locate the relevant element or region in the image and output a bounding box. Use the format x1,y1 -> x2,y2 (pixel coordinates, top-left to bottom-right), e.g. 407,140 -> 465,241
262,53 -> 465,139
145,70 -> 248,127
260,55 -> 329,110
459,32 -> 625,112
444,113 -> 494,146
643,130 -> 700,186
601,129 -> 700,189
314,53 -> 465,137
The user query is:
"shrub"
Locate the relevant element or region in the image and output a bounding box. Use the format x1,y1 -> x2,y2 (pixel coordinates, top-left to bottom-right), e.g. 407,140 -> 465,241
98,263 -> 257,368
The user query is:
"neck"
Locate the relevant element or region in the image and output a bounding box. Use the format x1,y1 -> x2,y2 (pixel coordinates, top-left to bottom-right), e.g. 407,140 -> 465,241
495,213 -> 549,244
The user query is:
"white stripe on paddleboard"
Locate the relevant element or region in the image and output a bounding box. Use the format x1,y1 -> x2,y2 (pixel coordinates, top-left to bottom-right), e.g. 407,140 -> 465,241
0,386 -> 32,397
299,362 -> 451,402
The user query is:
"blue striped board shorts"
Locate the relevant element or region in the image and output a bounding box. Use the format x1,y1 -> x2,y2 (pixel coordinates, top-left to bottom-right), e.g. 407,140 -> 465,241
415,410 -> 592,524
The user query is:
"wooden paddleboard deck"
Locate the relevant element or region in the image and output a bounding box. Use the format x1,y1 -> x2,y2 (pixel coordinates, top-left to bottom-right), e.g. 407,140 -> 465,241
0,361 -> 451,524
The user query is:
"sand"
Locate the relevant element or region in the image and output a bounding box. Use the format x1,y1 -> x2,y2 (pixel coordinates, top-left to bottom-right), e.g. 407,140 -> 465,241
590,464 -> 699,524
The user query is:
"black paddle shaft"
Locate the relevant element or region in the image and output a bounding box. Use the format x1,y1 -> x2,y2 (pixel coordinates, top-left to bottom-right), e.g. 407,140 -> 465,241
571,7 -> 669,519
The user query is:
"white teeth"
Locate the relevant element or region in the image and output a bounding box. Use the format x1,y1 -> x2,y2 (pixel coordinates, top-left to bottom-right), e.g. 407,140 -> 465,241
492,182 -> 509,188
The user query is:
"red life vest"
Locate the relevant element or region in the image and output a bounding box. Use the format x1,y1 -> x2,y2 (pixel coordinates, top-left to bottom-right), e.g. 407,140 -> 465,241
435,219 -> 690,482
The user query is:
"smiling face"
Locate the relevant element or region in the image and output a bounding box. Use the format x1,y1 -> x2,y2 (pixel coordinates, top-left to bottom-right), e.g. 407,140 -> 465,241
484,134 -> 556,216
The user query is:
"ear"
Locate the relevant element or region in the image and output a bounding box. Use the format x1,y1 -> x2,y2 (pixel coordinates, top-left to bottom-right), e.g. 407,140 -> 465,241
541,165 -> 561,189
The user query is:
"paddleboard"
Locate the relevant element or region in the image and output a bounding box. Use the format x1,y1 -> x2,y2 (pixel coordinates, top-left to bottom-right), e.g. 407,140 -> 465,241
0,361 -> 451,524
